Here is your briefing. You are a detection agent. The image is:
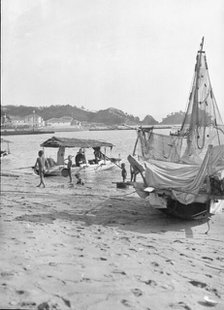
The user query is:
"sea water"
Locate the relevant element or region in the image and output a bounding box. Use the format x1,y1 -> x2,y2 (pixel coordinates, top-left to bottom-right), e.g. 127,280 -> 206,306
1,130 -> 137,172
1,129 -> 171,186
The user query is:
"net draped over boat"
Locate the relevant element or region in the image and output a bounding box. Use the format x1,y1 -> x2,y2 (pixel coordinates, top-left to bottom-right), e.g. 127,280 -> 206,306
132,39 -> 224,204
144,145 -> 224,204
137,45 -> 224,166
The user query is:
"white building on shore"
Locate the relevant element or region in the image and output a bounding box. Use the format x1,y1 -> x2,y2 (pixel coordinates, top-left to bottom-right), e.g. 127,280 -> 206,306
45,116 -> 81,128
24,112 -> 45,128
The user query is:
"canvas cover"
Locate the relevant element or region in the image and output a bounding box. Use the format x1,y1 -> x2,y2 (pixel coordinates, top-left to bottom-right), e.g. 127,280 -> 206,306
137,39 -> 224,166
131,39 -> 224,204
41,136 -> 114,149
143,145 -> 224,204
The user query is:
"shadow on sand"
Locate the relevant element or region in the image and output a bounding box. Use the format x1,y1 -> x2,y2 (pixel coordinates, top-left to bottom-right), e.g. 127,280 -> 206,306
15,196 -> 210,238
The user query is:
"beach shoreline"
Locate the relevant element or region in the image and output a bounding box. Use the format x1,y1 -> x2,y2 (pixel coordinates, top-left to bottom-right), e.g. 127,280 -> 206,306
1,171 -> 224,309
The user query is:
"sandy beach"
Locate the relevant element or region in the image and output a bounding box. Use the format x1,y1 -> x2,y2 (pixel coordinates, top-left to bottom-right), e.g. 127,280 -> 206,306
1,171 -> 224,310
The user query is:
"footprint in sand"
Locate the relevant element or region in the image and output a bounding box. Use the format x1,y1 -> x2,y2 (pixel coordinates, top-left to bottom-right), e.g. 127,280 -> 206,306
173,240 -> 184,244
1,271 -> 14,278
49,262 -> 57,266
208,288 -> 221,298
136,236 -> 147,240
129,248 -> 137,252
189,280 -> 207,288
216,257 -> 224,262
100,248 -> 106,252
151,261 -> 159,267
169,301 -> 191,309
202,256 -> 213,261
74,247 -> 83,251
76,226 -> 84,229
120,236 -> 131,242
144,279 -> 157,287
131,288 -> 143,297
166,259 -> 174,265
112,270 -> 126,276
81,277 -> 91,282
16,290 -> 25,295
121,299 -> 131,307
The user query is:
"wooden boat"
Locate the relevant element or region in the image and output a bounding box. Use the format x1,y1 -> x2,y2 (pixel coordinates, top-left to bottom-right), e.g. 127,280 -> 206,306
33,136 -> 121,177
128,38 -> 224,220
0,138 -> 12,159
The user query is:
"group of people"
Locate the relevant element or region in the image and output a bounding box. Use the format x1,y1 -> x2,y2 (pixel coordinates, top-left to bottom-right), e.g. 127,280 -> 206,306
34,147 -> 136,188
34,149 -> 85,187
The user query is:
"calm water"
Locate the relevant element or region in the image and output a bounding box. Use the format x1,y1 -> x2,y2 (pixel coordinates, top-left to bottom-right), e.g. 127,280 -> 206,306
1,130 -> 138,172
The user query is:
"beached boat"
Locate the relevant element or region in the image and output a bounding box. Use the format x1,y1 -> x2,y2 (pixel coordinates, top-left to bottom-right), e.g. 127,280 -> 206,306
0,138 -> 12,160
33,136 -> 121,177
128,38 -> 224,220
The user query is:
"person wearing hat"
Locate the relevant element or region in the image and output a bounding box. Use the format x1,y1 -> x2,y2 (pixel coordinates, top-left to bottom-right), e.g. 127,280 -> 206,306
75,149 -> 85,167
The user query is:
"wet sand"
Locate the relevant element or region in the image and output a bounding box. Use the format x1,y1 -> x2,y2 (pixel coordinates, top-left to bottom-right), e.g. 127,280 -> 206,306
1,171 -> 224,309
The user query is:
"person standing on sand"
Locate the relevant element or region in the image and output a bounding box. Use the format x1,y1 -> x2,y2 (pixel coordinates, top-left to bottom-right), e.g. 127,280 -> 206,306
67,155 -> 73,183
34,150 -> 46,188
121,163 -> 127,183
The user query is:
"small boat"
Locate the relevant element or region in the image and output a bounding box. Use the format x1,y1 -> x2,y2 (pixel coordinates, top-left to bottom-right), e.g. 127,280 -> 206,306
33,136 -> 121,177
128,38 -> 224,220
0,138 -> 12,159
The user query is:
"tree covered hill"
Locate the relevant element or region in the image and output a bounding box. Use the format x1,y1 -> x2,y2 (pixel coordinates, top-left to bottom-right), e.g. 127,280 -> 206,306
1,105 -> 144,125
142,115 -> 159,125
1,105 -> 183,125
160,111 -> 185,125
2,105 -> 94,122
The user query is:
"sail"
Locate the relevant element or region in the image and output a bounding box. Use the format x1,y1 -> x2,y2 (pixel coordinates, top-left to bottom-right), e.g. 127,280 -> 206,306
179,37 -> 224,163
136,38 -> 224,166
128,38 -> 224,214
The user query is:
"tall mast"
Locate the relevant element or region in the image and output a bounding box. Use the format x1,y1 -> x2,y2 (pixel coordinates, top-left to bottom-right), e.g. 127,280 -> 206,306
189,37 -> 204,134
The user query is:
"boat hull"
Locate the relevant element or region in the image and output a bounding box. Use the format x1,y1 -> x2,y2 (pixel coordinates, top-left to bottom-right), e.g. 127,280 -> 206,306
161,198 -> 210,220
133,182 -> 220,220
33,160 -> 117,177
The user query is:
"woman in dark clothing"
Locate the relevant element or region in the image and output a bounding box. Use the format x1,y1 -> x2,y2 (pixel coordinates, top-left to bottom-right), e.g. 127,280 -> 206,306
75,149 -> 85,166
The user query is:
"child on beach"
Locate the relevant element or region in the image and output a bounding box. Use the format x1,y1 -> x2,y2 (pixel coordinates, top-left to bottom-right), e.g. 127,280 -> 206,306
34,150 -> 46,188
121,163 -> 127,183
75,172 -> 84,185
67,155 -> 73,183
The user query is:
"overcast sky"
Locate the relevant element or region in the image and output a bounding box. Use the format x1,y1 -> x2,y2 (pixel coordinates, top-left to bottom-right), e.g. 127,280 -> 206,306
2,0 -> 224,121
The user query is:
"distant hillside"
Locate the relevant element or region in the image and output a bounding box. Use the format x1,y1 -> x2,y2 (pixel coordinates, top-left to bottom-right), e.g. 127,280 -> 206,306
1,105 -> 145,126
2,105 -> 187,126
160,111 -> 185,125
90,108 -> 141,125
142,115 -> 158,125
2,105 -> 94,122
